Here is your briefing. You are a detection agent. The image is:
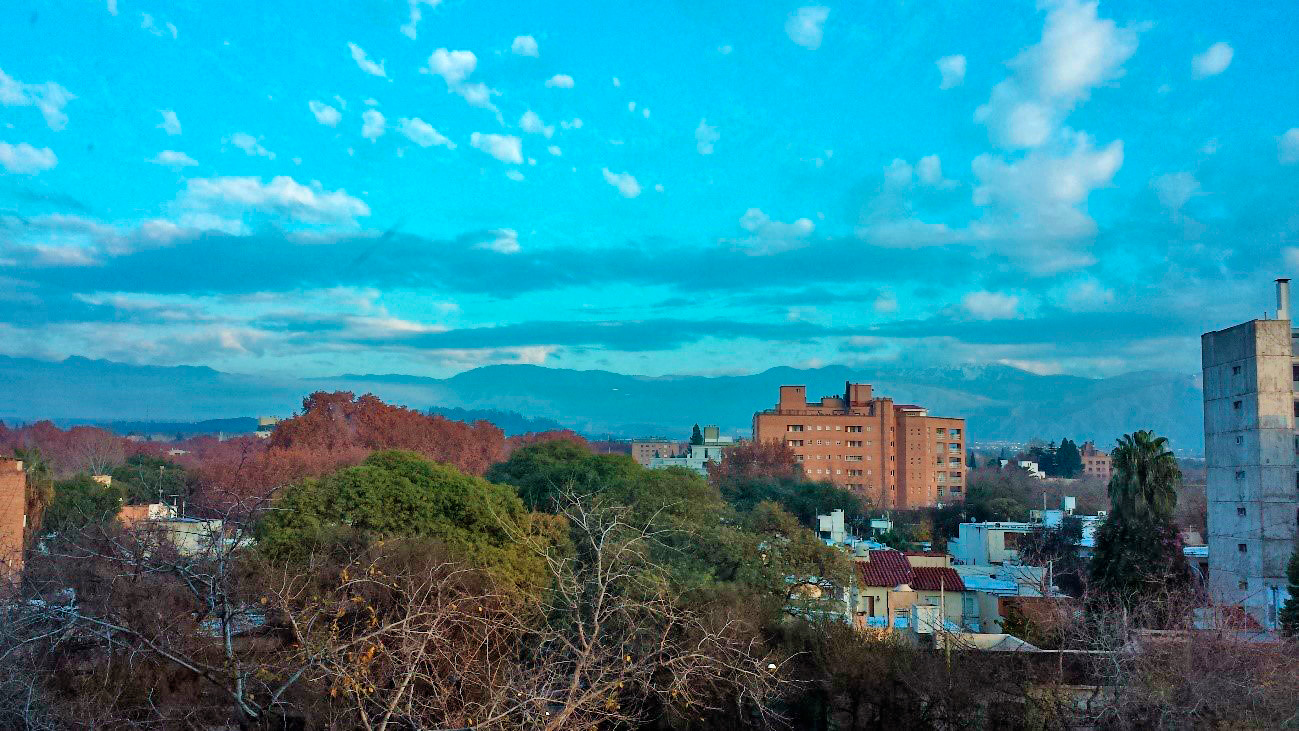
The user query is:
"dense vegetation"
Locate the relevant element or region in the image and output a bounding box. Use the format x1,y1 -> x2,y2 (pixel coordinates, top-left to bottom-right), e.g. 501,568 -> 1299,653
2,398 -> 1297,728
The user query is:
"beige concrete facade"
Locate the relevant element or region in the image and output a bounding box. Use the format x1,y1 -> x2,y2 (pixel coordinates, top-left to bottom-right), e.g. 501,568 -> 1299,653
1202,315 -> 1299,629
631,440 -> 686,467
752,382 -> 965,508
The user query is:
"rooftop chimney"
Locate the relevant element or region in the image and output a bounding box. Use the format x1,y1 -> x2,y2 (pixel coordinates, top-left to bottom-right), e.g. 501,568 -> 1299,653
1277,278 -> 1291,321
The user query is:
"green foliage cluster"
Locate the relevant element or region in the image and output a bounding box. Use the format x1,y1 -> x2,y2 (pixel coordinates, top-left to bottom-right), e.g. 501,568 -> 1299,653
109,454 -> 189,505
1280,550 -> 1299,637
257,450 -> 566,592
1088,431 -> 1190,621
43,473 -> 124,534
489,441 -> 851,611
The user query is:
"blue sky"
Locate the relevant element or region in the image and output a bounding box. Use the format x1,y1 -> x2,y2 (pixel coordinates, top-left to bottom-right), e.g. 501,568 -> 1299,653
2,0 -> 1298,380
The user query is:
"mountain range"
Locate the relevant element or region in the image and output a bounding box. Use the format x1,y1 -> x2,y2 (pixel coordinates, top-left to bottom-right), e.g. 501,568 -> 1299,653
0,355 -> 1206,452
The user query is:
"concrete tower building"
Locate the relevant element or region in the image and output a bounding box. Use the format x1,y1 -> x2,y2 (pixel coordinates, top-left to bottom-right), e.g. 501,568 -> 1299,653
1201,278 -> 1298,628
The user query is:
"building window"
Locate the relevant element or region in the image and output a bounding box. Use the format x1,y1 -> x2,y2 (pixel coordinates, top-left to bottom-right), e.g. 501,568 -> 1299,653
835,425 -> 842,430
787,424 -> 804,432
1237,435 -> 1243,444
1238,506 -> 1247,516
845,455 -> 863,462
950,428 -> 962,437
847,440 -> 863,447
787,440 -> 804,447
1293,364 -> 1299,381
1232,365 -> 1241,375
846,425 -> 863,433
1240,580 -> 1249,590
1236,470 -> 1246,480
1238,543 -> 1247,553
936,428 -> 946,436
950,486 -> 962,494
1233,400 -> 1242,410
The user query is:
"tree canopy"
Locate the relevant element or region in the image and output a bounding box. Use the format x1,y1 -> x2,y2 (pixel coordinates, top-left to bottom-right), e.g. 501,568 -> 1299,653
257,450 -> 566,590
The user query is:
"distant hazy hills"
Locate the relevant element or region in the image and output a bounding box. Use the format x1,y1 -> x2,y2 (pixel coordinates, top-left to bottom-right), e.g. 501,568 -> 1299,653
0,356 -> 1205,451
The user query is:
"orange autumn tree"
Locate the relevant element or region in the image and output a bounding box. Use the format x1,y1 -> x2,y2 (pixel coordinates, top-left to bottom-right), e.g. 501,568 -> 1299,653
706,439 -> 803,487
269,392 -> 507,476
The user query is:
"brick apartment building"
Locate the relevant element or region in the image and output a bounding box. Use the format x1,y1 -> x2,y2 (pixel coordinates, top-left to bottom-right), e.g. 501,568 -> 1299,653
630,439 -> 686,467
752,382 -> 966,508
1,458 -> 26,587
1078,440 -> 1113,481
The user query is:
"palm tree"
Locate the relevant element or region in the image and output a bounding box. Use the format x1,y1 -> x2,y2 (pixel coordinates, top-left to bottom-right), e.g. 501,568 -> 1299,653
1107,430 -> 1180,523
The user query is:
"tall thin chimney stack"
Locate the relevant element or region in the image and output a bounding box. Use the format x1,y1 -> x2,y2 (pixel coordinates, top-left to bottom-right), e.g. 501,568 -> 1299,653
1277,278 -> 1291,321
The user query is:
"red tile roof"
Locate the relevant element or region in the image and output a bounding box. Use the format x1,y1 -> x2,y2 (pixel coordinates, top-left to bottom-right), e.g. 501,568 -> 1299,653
911,566 -> 965,592
856,550 -> 915,588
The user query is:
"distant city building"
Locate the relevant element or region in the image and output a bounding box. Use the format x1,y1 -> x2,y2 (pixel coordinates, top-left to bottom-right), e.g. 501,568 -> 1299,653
949,521 -> 1035,566
999,459 -> 1046,479
752,382 -> 966,509
646,426 -> 734,476
630,439 -> 686,467
1078,441 -> 1113,481
1201,278 -> 1299,629
0,458 -> 25,587
254,416 -> 281,439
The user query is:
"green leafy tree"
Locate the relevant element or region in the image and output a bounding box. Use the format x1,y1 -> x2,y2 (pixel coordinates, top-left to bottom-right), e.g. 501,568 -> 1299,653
690,423 -> 704,445
1280,550 -> 1299,637
43,474 -> 125,535
721,475 -> 866,528
1021,515 -> 1086,596
109,453 -> 189,505
485,440 -> 640,510
1089,431 -> 1190,621
1055,438 -> 1083,479
257,450 -> 566,591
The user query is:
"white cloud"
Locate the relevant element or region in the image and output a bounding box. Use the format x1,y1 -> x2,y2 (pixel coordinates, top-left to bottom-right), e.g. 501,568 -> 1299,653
612,77 -> 621,87
158,109 -> 181,135
1279,128 -> 1299,165
179,176 -> 370,225
505,170 -> 525,182
0,141 -> 57,174
473,228 -> 520,253
1284,247 -> 1299,271
975,0 -> 1137,149
1192,42 -> 1233,79
916,154 -> 943,185
140,13 -> 177,38
308,100 -> 341,127
642,108 -> 650,119
398,117 -> 454,148
1062,278 -> 1115,311
470,132 -> 522,163
1151,171 -> 1200,215
545,74 -> 575,88
718,45 -> 733,55
0,68 -> 74,131
106,0 -> 117,15
731,208 -> 815,254
150,150 -> 198,168
601,168 -> 641,198
695,118 -> 720,154
519,110 -> 554,137
361,109 -> 386,141
654,183 -> 665,193
969,131 -> 1122,271
547,145 -> 561,156
511,35 -> 538,57
400,0 -> 441,40
560,118 -> 583,130
884,159 -> 913,187
426,49 -> 499,112
785,6 -> 829,50
873,291 -> 899,314
427,48 -> 476,85
962,291 -> 1020,320
936,54 -> 966,89
230,132 -> 275,159
348,42 -> 387,77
